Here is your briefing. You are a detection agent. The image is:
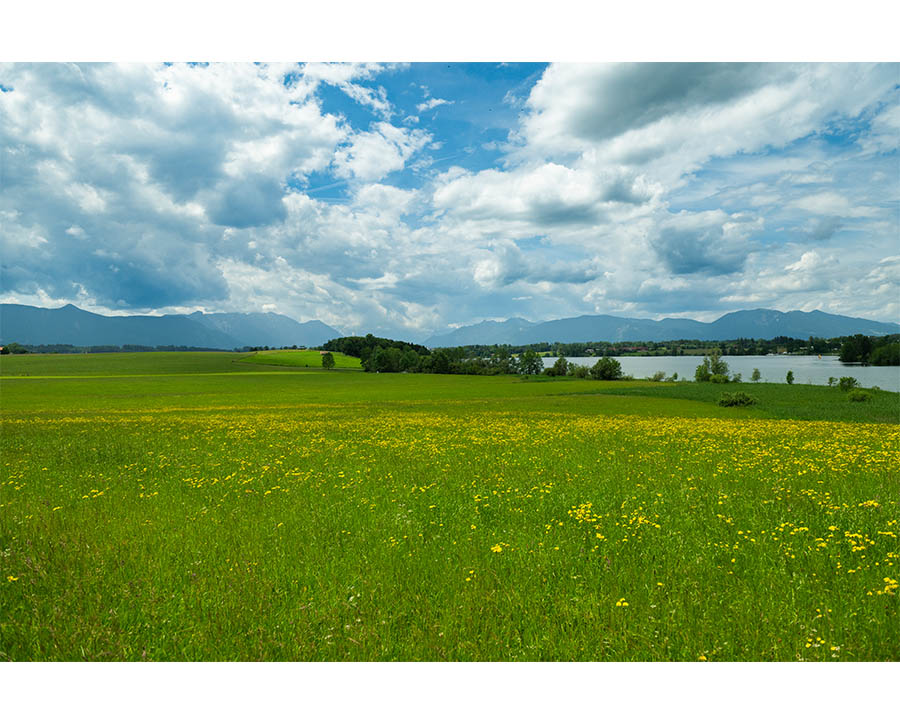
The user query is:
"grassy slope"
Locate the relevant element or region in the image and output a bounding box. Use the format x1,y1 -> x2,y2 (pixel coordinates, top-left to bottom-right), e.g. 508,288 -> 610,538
1,352 -> 896,423
238,349 -> 362,370
0,351 -> 253,377
1,354 -> 898,661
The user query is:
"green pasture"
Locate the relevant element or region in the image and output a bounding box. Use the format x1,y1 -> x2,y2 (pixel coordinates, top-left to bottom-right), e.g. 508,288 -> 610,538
238,349 -> 362,370
1,352 -> 898,661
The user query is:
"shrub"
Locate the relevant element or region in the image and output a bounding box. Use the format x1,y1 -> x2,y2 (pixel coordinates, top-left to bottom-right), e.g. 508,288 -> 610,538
695,351 -> 728,382
751,368 -> 761,382
838,376 -> 859,391
648,371 -> 666,382
572,365 -> 590,379
731,372 -> 742,383
546,356 -> 571,377
718,392 -> 756,407
590,356 -> 622,381
847,389 -> 872,402
665,372 -> 679,382
786,370 -> 794,385
710,374 -> 730,384
827,377 -> 837,387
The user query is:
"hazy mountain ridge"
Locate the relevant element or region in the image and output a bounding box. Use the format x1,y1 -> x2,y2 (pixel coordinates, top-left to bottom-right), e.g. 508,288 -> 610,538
0,304 -> 342,349
187,311 -> 340,348
425,309 -> 900,346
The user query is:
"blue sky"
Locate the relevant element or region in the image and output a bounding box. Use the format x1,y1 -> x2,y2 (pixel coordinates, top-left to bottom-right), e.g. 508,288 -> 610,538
0,62 -> 897,340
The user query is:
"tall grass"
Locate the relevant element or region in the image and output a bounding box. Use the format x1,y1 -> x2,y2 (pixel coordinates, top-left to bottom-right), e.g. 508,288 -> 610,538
1,355 -> 897,660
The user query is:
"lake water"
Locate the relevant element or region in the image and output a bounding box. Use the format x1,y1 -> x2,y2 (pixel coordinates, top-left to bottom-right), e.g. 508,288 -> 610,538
541,355 -> 900,392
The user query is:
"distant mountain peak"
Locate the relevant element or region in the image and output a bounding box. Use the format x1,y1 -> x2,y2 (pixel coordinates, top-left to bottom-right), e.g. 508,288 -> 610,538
424,308 -> 899,347
0,304 -> 342,349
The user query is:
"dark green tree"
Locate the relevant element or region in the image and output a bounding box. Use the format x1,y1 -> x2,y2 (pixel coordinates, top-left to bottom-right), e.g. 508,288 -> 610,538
547,356 -> 571,377
590,356 -> 622,380
399,349 -> 420,372
839,334 -> 874,364
321,352 -> 335,369
518,349 -> 543,376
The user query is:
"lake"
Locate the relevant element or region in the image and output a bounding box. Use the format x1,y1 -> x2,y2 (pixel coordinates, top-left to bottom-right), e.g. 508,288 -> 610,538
541,355 -> 900,392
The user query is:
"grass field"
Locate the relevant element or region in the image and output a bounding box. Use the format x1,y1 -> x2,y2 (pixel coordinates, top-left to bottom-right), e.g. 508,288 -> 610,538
1,353 -> 898,660
238,349 -> 362,370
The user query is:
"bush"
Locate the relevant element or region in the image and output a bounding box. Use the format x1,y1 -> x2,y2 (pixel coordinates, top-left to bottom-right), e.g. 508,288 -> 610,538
718,392 -> 756,407
710,374 -> 730,384
827,377 -> 837,387
665,372 -> 679,382
751,368 -> 761,382
847,389 -> 872,403
731,372 -> 742,383
572,365 -> 590,379
695,351 -> 728,382
838,376 -> 859,391
545,356 -> 571,377
786,370 -> 794,385
590,356 -> 622,381
647,371 -> 666,382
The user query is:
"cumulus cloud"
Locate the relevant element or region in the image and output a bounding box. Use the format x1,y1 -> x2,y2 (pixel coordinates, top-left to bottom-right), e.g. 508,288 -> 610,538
517,63 -> 898,186
333,122 -> 430,181
807,216 -> 844,241
1,62 -> 897,338
650,210 -> 762,276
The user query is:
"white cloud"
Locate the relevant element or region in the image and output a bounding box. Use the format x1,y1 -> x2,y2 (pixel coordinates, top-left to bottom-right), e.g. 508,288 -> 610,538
333,122 -> 430,182
416,97 -> 453,112
1,62 -> 897,338
789,192 -> 878,217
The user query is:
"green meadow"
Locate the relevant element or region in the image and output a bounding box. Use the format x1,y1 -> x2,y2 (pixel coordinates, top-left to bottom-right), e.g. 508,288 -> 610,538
239,349 -> 362,370
1,352 -> 897,661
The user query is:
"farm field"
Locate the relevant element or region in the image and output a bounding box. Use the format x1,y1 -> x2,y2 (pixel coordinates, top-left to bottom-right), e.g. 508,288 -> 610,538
238,349 -> 362,370
1,353 -> 898,661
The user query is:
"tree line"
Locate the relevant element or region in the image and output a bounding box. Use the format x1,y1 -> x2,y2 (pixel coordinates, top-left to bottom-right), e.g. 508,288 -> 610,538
431,334 -> 900,364
838,334 -> 899,366
0,343 -> 229,354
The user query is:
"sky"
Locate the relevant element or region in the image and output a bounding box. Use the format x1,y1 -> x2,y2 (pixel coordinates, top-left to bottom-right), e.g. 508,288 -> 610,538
1,60 -> 898,341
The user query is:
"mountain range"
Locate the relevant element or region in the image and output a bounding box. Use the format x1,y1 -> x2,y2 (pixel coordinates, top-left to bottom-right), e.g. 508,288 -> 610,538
0,304 -> 341,349
1,304 -> 897,350
424,309 -> 900,347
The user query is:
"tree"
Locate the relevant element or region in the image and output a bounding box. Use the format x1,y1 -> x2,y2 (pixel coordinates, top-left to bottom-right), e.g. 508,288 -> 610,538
518,349 -> 543,376
399,349 -> 419,372
321,352 -> 335,369
591,356 -> 622,380
871,342 -> 900,366
695,351 -> 728,382
431,349 -> 451,374
547,356 -> 570,377
786,370 -> 794,385
374,346 -> 401,373
751,368 -> 761,382
839,334 -> 874,364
